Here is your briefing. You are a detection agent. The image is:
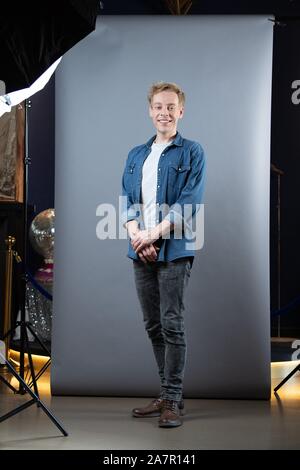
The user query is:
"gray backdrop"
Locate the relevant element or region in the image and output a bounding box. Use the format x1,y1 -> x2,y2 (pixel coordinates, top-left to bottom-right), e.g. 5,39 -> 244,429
51,16 -> 273,399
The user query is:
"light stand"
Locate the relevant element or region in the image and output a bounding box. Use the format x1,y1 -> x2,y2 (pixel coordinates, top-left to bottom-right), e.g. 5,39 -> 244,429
18,98 -> 37,393
0,103 -> 67,436
3,99 -> 50,395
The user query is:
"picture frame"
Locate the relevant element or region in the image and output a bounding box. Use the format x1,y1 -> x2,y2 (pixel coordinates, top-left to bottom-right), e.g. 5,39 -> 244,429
0,103 -> 24,202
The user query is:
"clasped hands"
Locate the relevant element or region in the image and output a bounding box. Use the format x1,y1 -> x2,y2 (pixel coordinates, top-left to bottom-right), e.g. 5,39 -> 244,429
131,229 -> 159,263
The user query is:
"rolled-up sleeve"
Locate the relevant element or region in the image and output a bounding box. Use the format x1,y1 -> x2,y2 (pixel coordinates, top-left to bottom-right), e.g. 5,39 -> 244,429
164,143 -> 206,230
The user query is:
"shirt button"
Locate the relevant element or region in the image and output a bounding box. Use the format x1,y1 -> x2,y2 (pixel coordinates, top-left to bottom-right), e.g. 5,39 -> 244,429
158,168 -> 161,171
162,153 -> 164,156
157,185 -> 160,188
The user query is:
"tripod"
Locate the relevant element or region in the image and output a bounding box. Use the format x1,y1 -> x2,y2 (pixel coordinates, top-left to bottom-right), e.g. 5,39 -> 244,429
3,99 -> 49,395
0,340 -> 67,436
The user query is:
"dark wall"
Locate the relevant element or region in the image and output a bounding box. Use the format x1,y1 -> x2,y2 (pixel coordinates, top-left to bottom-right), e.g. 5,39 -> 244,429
28,75 -> 55,214
27,74 -> 55,273
270,20 -> 300,337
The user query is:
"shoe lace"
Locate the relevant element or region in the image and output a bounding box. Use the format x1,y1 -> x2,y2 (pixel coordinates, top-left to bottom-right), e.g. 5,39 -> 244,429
164,399 -> 178,411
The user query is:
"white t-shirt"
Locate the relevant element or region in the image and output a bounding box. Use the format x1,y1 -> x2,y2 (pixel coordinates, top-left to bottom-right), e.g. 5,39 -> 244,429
141,140 -> 172,229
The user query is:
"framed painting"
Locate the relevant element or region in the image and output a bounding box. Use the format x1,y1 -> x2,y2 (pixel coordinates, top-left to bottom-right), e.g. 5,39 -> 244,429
0,103 -> 24,202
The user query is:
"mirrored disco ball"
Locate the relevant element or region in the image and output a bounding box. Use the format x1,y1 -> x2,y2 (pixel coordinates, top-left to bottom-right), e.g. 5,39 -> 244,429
29,208 -> 55,260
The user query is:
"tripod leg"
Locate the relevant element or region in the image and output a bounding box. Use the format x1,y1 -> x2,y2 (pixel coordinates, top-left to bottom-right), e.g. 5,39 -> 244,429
274,364 -> 300,392
18,320 -> 26,394
0,399 -> 35,421
9,321 -> 51,387
28,358 -> 51,388
0,374 -> 18,393
0,358 -> 68,436
26,323 -> 51,356
25,322 -> 51,384
24,326 -> 39,398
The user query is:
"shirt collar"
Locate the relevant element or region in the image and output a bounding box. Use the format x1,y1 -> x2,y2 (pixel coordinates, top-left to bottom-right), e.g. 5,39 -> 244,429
145,131 -> 183,148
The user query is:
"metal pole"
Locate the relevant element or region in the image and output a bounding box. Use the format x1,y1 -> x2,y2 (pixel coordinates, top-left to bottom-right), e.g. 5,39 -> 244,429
3,236 -> 15,360
277,173 -> 281,337
18,98 -> 31,392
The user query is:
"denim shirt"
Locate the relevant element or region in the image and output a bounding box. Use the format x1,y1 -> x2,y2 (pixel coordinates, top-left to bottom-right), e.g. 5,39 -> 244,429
121,131 -> 206,262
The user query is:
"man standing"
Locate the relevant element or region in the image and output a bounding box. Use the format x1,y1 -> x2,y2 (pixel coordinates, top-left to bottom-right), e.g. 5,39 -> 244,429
122,82 -> 206,428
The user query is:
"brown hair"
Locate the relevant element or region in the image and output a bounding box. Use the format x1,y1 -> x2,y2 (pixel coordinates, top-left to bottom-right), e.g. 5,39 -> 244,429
147,81 -> 185,107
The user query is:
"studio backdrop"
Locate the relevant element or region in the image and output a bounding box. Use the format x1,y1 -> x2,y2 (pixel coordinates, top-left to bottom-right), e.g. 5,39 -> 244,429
52,15 -> 273,398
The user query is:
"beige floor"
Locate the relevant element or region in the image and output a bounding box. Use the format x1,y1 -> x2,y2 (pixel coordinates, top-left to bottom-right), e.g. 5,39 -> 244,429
0,361 -> 300,450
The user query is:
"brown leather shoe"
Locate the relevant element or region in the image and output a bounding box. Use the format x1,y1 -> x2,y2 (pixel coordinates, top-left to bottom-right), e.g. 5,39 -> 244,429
158,400 -> 183,428
132,398 -> 164,418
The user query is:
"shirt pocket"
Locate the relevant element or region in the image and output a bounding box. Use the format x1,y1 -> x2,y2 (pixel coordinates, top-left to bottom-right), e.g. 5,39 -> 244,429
123,162 -> 136,194
168,163 -> 190,189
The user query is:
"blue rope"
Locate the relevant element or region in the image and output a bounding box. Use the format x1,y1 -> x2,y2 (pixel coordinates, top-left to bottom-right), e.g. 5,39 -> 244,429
25,269 -> 53,301
271,295 -> 300,317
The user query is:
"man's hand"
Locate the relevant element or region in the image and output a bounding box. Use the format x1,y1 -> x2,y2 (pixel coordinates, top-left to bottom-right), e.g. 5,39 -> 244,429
131,220 -> 174,254
125,220 -> 139,240
137,244 -> 160,263
125,221 -> 159,263
131,229 -> 158,253
126,219 -> 174,263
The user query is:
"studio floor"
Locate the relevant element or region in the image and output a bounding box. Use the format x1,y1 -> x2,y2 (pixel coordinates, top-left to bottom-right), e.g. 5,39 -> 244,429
0,362 -> 300,450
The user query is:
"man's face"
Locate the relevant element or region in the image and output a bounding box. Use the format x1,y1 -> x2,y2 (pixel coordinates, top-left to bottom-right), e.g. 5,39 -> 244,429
149,91 -> 184,136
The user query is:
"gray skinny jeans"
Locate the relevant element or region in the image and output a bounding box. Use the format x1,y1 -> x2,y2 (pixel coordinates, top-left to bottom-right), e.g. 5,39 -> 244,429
133,257 -> 192,402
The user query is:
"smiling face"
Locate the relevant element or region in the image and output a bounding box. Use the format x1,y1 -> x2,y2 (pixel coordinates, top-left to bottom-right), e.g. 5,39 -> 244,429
149,90 -> 184,138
